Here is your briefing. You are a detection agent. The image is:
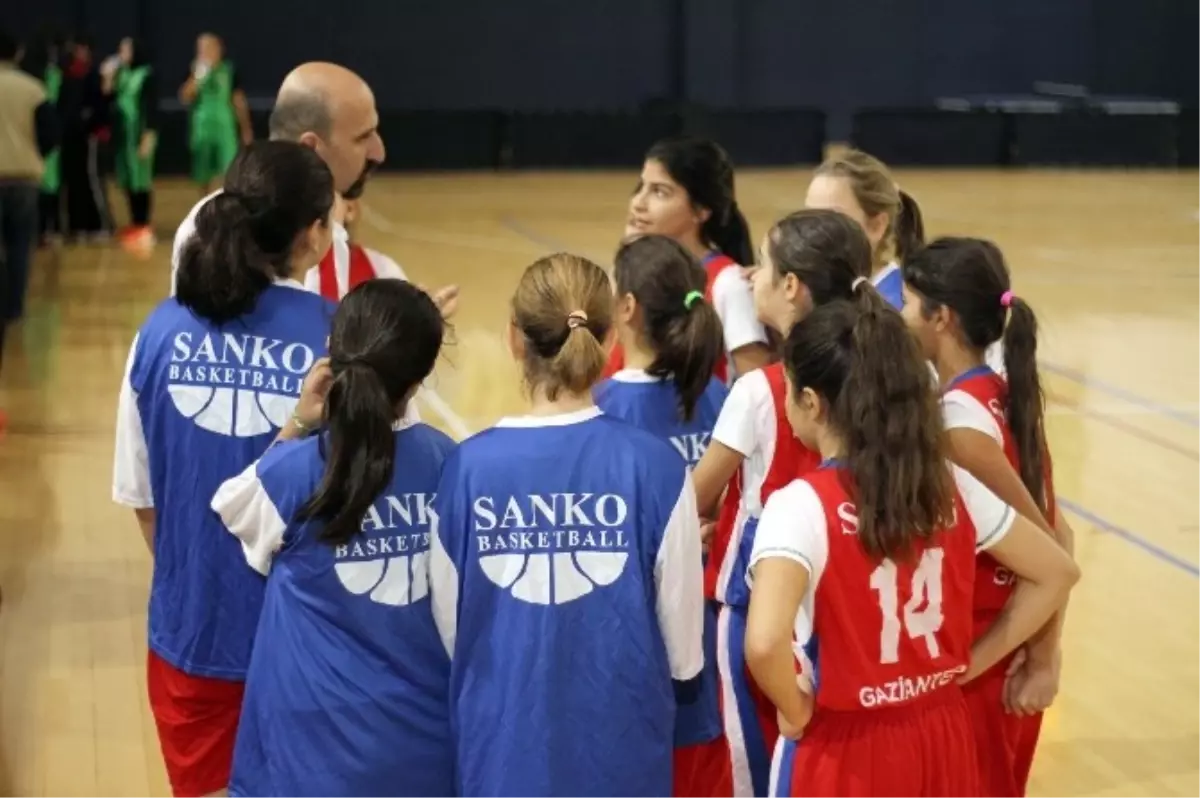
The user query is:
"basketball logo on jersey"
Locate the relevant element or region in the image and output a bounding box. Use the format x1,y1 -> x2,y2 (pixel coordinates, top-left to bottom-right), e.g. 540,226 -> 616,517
472,493 -> 631,605
167,331 -> 315,437
334,493 -> 435,606
668,432 -> 711,467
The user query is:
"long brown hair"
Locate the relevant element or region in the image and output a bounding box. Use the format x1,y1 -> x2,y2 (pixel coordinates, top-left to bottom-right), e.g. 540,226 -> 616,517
814,149 -> 925,267
783,289 -> 953,560
512,253 -> 614,400
613,235 -> 724,420
902,237 -> 1049,513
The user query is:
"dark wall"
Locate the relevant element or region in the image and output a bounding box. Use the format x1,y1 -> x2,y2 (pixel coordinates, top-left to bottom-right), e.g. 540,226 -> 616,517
5,0 -> 1194,129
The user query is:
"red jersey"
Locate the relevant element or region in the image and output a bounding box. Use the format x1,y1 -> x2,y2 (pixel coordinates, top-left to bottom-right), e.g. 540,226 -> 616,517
748,462 -> 1015,712
705,362 -> 820,605
603,252 -> 742,384
316,241 -> 376,301
943,366 -> 1056,623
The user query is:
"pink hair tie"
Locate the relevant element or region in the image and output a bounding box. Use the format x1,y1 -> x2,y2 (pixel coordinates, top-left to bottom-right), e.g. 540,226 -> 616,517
1000,290 -> 1015,308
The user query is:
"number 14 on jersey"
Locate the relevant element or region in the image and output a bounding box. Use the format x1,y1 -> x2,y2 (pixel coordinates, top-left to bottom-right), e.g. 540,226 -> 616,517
869,549 -> 945,665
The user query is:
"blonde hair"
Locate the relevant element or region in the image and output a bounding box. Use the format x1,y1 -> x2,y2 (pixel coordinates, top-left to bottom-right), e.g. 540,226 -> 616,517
815,149 -> 925,267
512,253 -> 613,400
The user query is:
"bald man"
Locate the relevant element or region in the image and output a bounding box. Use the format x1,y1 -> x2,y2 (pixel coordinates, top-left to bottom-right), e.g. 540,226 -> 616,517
170,62 -> 386,292
169,63 -> 457,424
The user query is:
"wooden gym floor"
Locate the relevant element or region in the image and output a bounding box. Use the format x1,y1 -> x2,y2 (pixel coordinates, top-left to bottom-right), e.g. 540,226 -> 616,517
0,169 -> 1196,796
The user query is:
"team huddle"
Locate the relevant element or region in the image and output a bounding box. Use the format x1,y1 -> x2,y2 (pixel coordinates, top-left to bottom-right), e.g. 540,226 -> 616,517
111,63 -> 1081,798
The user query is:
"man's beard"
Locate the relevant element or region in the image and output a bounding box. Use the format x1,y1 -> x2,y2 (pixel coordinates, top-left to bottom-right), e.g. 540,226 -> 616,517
341,160 -> 380,200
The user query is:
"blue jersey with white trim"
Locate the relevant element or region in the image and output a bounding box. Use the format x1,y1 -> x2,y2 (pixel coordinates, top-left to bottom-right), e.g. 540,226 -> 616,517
429,406 -> 705,796
594,369 -> 725,747
116,283 -> 334,679
216,425 -> 456,796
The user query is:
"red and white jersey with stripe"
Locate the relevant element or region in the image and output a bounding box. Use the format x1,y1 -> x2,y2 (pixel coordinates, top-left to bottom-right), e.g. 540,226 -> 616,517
306,224 -> 408,301
942,366 -> 1056,623
602,251 -> 768,384
705,362 -> 820,606
748,462 -> 1015,711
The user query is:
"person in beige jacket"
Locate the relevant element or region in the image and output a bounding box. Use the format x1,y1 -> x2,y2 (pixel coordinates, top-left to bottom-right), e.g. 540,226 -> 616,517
0,28 -> 60,427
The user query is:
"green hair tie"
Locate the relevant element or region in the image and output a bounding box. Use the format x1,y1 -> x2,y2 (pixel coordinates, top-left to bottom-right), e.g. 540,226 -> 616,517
684,290 -> 704,310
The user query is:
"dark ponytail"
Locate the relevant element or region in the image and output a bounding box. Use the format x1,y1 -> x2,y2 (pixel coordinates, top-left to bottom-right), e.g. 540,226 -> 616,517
176,141 -> 334,325
645,136 -> 755,265
707,201 -> 756,267
766,209 -> 874,304
902,237 -> 1048,514
1002,296 -> 1048,513
297,280 -> 445,547
895,190 -> 926,264
614,235 -> 724,420
784,285 -> 952,561
176,194 -> 270,324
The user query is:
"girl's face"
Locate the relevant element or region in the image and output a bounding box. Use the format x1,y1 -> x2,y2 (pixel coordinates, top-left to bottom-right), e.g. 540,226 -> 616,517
118,38 -> 133,65
899,282 -> 945,361
805,174 -> 888,253
751,233 -> 811,335
625,159 -> 708,246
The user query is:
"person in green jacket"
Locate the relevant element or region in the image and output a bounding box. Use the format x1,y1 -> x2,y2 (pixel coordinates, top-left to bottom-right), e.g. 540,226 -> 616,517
105,36 -> 158,254
177,33 -> 252,194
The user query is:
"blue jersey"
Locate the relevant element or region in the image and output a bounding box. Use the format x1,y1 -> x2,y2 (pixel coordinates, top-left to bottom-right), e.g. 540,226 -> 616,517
872,262 -> 904,309
594,369 -> 726,748
112,281 -> 334,679
429,407 -> 705,797
213,424 -> 457,797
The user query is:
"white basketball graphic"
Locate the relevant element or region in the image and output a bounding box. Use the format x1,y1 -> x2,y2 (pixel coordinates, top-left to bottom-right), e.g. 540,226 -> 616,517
166,331 -> 313,437
480,550 -> 629,606
335,551 -> 430,607
168,385 -> 297,437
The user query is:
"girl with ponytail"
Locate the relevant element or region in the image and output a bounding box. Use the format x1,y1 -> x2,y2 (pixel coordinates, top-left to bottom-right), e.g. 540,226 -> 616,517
744,293 -> 1079,797
212,279 -> 454,797
428,253 -> 705,797
606,135 -> 773,382
901,236 -> 1076,796
689,208 -> 873,797
804,148 -> 925,309
593,234 -> 731,797
112,140 -> 337,796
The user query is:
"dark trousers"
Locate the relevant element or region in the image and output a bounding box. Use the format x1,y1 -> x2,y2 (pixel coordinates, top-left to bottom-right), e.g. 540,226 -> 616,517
60,130 -> 111,235
0,181 -> 39,372
39,191 -> 61,236
126,189 -> 152,226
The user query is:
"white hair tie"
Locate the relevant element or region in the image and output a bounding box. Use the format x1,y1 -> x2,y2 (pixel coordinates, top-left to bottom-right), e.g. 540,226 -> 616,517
851,277 -> 868,292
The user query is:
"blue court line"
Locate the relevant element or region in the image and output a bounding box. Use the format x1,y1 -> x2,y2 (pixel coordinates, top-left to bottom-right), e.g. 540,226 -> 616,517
1058,498 -> 1199,578
1039,361 -> 1199,428
498,217 -> 1200,579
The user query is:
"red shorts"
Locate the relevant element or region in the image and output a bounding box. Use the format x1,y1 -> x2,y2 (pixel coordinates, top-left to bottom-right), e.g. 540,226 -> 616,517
146,650 -> 245,797
674,735 -> 734,797
962,659 -> 1042,796
775,688 -> 979,797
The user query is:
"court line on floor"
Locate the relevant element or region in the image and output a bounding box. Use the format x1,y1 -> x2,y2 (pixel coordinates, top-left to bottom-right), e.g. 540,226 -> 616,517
496,216 -> 1200,577
1046,390 -> 1199,461
1058,499 -> 1198,578
1040,362 -> 1199,428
